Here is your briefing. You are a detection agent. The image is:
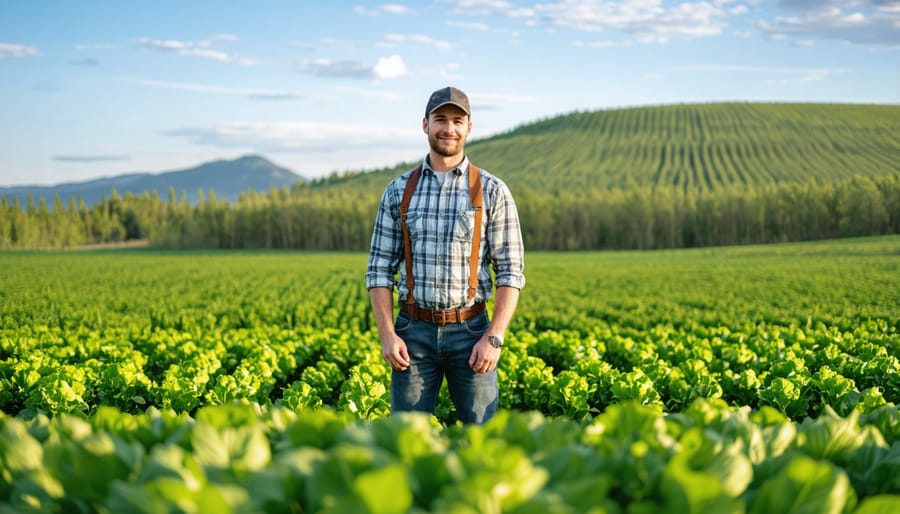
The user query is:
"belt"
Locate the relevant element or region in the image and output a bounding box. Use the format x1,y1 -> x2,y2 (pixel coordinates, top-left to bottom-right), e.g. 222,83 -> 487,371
402,302 -> 486,325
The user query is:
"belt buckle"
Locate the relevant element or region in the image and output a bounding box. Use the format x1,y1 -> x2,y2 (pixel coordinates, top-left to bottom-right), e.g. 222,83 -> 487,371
433,309 -> 447,325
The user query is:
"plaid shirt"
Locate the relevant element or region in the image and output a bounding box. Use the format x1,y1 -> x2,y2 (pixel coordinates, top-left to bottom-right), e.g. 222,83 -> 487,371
366,156 -> 525,309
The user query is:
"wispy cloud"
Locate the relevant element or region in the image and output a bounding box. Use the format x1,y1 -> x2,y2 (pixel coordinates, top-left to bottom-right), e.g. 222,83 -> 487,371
137,36 -> 256,65
758,0 -> 900,47
0,42 -> 39,60
383,34 -> 454,50
437,0 -> 535,18
573,39 -> 632,48
436,0 -> 892,46
438,0 -> 734,43
70,58 -> 100,67
680,64 -> 852,83
295,55 -> 408,80
52,155 -> 131,163
163,121 -> 415,152
75,43 -> 115,50
533,1 -> 730,43
122,77 -> 304,100
473,92 -> 538,109
354,4 -> 411,16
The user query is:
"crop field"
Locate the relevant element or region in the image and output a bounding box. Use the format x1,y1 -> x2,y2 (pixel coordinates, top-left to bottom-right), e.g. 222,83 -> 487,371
1,236 -> 898,513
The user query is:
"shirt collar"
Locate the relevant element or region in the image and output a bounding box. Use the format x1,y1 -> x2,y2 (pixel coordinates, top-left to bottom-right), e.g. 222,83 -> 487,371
422,155 -> 469,176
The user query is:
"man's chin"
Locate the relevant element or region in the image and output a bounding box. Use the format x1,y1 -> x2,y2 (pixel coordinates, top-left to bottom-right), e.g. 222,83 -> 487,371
432,144 -> 462,157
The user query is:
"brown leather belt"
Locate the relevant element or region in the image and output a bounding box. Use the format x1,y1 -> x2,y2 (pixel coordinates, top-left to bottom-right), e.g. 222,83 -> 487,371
402,302 -> 486,325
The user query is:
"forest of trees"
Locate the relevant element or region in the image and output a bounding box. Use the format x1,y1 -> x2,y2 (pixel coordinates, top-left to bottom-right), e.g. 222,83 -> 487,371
1,172 -> 897,251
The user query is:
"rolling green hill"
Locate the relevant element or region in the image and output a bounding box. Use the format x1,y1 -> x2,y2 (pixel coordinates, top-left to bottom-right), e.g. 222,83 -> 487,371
3,103 -> 898,250
326,102 -> 900,193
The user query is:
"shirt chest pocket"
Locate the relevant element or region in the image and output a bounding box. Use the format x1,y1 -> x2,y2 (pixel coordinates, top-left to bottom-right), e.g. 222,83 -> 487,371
453,210 -> 476,242
405,211 -> 428,241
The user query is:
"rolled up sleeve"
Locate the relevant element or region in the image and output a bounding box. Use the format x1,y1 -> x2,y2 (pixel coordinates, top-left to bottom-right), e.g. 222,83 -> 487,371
487,181 -> 526,290
366,183 -> 402,290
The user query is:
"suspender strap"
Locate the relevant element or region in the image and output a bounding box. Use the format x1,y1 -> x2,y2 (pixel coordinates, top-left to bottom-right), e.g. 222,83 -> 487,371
399,163 -> 483,307
467,163 -> 483,303
400,165 -> 422,307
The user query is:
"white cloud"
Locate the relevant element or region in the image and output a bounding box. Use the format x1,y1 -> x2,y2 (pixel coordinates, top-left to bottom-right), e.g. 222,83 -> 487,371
573,39 -> 631,47
75,43 -> 114,50
137,37 -> 256,65
438,0 -> 535,18
534,1 -> 730,43
680,64 -> 852,83
0,42 -> 39,60
354,3 -> 411,16
122,77 -> 304,100
373,55 -> 408,79
464,92 -> 538,111
384,34 -> 455,50
438,0 -> 736,44
448,21 -> 492,31
164,121 -> 416,153
759,0 -> 900,47
418,62 -> 465,80
296,55 -> 408,80
379,4 -> 410,14
434,0 -> 897,46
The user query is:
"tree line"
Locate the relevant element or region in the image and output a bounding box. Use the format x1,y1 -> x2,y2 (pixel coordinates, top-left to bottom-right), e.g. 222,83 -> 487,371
1,173 -> 897,251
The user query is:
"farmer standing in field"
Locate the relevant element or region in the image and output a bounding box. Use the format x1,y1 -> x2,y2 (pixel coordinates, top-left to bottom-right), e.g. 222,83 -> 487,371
366,86 -> 526,424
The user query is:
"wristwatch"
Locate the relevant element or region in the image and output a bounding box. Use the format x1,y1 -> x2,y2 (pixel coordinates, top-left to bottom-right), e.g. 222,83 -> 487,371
488,335 -> 504,348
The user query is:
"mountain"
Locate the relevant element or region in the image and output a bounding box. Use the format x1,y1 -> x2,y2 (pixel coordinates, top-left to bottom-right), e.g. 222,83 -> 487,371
325,102 -> 900,194
1,155 -> 305,206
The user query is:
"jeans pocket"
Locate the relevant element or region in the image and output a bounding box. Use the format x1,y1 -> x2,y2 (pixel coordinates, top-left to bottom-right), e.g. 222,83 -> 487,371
463,311 -> 489,337
394,312 -> 412,333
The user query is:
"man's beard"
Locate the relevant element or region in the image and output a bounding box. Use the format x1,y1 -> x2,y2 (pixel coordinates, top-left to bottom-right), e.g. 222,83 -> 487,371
428,132 -> 465,157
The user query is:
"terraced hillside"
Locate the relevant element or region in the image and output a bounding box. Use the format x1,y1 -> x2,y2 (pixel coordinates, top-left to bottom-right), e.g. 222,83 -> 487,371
329,102 -> 900,193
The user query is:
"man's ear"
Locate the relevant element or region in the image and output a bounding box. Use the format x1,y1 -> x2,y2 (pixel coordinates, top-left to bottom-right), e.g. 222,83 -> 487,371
422,117 -> 429,133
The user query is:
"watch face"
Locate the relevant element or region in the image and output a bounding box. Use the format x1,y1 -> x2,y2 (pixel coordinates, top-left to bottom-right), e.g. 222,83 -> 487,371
489,336 -> 503,348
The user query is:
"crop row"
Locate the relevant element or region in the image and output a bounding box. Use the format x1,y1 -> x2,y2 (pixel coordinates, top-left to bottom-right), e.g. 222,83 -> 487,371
1,400 -> 898,513
2,315 -> 897,423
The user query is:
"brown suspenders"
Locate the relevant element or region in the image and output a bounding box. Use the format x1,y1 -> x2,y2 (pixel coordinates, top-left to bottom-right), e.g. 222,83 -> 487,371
399,163 -> 483,308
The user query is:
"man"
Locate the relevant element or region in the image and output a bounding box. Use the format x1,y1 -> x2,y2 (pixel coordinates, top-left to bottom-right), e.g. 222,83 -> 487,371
365,86 -> 526,424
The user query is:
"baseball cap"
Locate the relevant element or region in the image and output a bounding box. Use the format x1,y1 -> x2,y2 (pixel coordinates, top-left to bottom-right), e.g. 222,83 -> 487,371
425,86 -> 471,117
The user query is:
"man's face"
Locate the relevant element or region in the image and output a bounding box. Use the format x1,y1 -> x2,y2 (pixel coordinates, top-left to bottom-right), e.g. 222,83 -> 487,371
424,105 -> 471,158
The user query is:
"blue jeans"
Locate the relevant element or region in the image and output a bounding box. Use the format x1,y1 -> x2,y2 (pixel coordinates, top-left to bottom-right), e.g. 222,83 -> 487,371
391,310 -> 498,424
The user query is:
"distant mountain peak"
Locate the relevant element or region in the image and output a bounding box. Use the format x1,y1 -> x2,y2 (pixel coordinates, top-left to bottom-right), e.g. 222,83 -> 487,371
1,155 -> 307,206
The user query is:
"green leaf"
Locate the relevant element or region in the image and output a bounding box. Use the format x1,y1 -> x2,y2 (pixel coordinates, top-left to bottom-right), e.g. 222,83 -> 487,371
853,495 -> 900,514
749,456 -> 855,514
676,427 -> 753,497
0,416 -> 43,485
797,407 -> 887,465
353,463 -> 413,514
283,408 -> 351,449
135,444 -> 206,490
305,444 -> 393,511
660,460 -> 744,514
194,403 -> 261,429
191,421 -> 271,475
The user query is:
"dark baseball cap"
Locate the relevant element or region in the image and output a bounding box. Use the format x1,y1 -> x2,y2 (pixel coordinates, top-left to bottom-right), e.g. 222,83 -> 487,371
425,86 -> 470,117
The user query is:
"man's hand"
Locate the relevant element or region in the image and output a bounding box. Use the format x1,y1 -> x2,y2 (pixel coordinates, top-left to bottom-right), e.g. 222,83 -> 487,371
469,337 -> 501,374
382,333 -> 411,371
370,287 -> 411,371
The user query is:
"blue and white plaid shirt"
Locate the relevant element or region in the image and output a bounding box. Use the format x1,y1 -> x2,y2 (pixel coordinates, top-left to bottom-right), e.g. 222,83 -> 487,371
366,156 -> 525,310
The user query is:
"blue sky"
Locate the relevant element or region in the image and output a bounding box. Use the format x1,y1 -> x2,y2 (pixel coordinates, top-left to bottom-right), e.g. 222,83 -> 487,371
1,0 -> 897,186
